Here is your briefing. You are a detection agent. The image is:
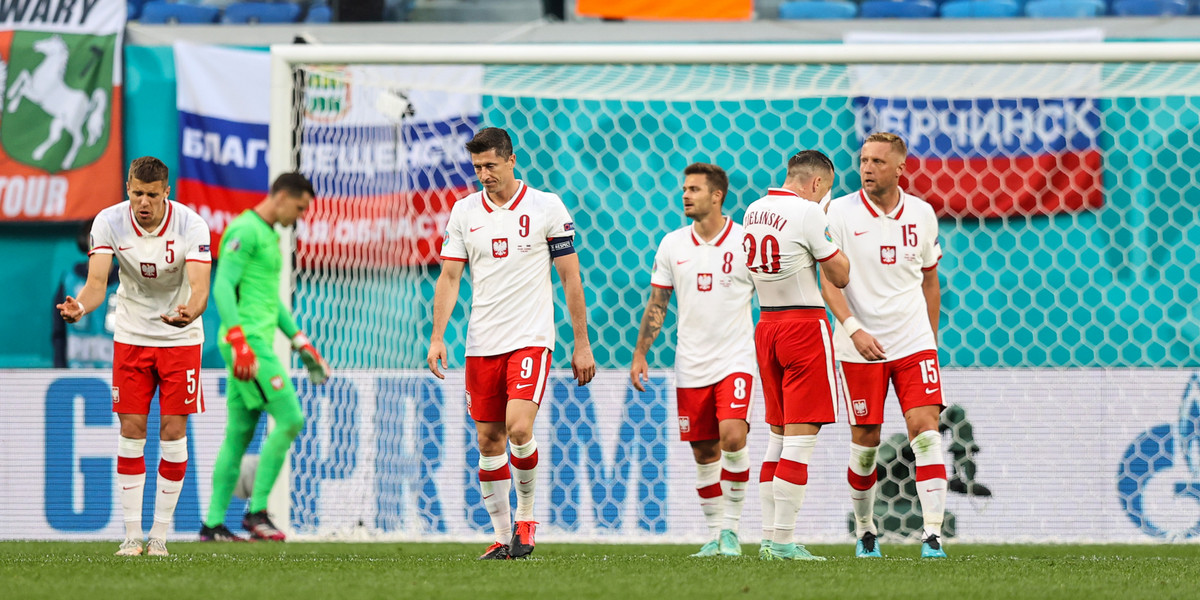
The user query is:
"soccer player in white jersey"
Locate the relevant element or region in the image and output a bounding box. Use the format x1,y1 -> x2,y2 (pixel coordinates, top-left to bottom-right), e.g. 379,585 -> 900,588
823,132 -> 948,559
630,163 -> 756,558
742,150 -> 850,561
428,127 -> 596,560
56,156 -> 212,557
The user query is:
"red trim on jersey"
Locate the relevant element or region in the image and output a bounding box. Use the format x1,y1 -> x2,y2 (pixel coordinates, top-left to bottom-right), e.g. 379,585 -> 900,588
154,202 -> 174,236
651,283 -> 673,289
817,248 -> 840,263
481,194 -> 493,213
859,190 -> 880,217
508,182 -> 529,210
185,259 -> 212,263
921,262 -> 939,272
128,205 -> 143,236
690,217 -> 733,246
767,187 -> 799,197
89,246 -> 113,255
440,255 -> 468,263
859,189 -> 906,220
713,217 -> 733,246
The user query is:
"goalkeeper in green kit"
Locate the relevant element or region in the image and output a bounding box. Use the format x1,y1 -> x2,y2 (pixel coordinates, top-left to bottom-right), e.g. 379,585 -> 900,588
200,173 -> 330,542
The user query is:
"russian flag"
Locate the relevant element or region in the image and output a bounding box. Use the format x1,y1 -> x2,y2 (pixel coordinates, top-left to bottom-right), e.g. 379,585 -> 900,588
174,43 -> 271,254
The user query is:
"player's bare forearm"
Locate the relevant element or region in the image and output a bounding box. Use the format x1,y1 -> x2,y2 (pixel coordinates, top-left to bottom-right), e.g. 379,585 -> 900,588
59,253 -> 114,322
430,261 -> 465,343
820,251 -> 851,288
922,267 -> 941,339
554,254 -> 592,349
819,270 -> 853,324
634,286 -> 672,357
185,261 -> 211,316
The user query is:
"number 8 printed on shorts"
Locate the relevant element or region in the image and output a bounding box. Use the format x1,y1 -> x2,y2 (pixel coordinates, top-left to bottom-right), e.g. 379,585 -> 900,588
733,376 -> 747,400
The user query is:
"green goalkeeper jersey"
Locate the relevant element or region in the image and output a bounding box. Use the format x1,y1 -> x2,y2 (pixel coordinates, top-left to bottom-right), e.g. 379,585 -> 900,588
213,210 -> 299,345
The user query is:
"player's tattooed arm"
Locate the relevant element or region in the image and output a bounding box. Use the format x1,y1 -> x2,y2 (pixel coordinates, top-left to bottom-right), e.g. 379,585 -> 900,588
630,286 -> 672,391
635,287 -> 672,354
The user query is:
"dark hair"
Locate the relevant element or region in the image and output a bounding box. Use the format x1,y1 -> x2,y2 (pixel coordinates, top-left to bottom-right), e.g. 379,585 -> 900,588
786,149 -> 835,180
128,156 -> 169,185
465,127 -> 514,158
863,132 -> 908,157
683,162 -> 729,199
271,172 -> 316,198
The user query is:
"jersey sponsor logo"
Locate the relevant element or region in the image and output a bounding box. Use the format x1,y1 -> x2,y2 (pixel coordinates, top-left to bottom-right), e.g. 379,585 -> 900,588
470,226 -> 485,233
563,222 -> 574,231
880,246 -> 897,265
492,238 -> 509,258
184,395 -> 196,405
516,383 -> 533,390
676,259 -> 690,265
678,416 -> 690,433
730,402 -> 747,409
852,398 -> 868,417
111,386 -> 119,404
696,273 -> 713,292
854,230 -> 869,236
925,387 -> 939,395
118,245 -> 133,251
140,262 -> 158,278
271,375 -> 285,390
199,244 -> 210,253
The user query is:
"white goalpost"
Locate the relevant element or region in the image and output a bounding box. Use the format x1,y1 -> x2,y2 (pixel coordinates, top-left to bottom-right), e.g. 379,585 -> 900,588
266,42 -> 1200,543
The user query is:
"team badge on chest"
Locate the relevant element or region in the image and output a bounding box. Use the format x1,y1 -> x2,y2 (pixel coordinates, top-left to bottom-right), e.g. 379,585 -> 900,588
492,238 -> 509,258
880,246 -> 896,265
140,262 -> 158,278
696,273 -> 713,292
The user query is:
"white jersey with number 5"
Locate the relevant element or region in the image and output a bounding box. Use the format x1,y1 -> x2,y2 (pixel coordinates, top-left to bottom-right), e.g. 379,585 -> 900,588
741,188 -> 841,308
88,200 -> 212,347
826,188 -> 942,363
440,181 -> 575,357
649,218 -> 756,388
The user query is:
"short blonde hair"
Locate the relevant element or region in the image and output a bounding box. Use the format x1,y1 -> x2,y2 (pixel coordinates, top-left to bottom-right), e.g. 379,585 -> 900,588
863,132 -> 908,158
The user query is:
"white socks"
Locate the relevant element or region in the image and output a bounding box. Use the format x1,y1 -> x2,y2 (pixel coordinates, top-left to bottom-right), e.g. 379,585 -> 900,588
759,432 -> 784,541
149,438 -> 188,541
847,442 -> 879,538
116,436 -> 146,540
720,447 -> 750,533
695,460 -> 723,540
772,435 -> 817,545
910,430 -> 948,538
478,453 -> 512,543
510,438 -> 538,523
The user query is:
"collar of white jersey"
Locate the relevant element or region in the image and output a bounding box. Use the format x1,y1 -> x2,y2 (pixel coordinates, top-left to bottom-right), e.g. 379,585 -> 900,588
859,188 -> 906,220
128,199 -> 174,237
690,216 -> 733,247
766,187 -> 800,198
481,181 -> 528,213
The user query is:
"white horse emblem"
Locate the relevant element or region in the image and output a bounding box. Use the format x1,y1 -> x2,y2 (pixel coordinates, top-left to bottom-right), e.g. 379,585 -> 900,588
6,35 -> 108,170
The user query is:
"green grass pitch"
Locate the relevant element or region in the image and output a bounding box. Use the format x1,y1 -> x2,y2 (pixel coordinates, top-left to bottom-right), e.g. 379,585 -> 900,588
4,542 -> 1198,599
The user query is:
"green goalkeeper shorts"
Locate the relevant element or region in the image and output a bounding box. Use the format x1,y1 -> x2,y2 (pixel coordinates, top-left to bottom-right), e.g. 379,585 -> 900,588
218,340 -> 297,412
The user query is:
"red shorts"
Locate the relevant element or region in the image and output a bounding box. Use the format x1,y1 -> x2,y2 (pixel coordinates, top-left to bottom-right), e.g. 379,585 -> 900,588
111,342 -> 204,415
675,372 -> 754,442
465,346 -> 552,423
841,349 -> 944,426
755,309 -> 841,427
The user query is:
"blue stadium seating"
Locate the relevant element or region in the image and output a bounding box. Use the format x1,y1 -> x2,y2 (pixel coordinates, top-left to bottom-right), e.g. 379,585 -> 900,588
1112,0 -> 1188,14
222,2 -> 302,23
139,1 -> 222,23
778,0 -> 859,19
306,3 -> 333,22
941,0 -> 1022,16
860,0 -> 940,18
1024,0 -> 1107,16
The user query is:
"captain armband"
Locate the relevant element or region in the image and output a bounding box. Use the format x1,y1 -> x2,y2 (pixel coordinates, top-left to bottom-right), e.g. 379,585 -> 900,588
548,236 -> 576,258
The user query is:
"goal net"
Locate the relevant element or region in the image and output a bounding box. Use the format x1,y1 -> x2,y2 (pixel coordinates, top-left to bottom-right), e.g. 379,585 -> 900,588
269,43 -> 1200,543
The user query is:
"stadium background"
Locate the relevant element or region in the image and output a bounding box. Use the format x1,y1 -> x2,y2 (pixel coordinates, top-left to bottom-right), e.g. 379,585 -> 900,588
1,0 -> 1199,548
